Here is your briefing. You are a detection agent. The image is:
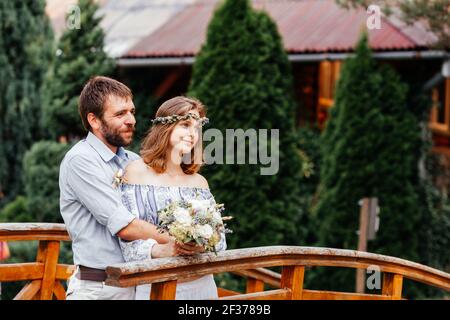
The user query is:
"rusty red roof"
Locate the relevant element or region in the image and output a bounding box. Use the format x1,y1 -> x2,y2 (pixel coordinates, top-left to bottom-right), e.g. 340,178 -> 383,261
123,0 -> 437,59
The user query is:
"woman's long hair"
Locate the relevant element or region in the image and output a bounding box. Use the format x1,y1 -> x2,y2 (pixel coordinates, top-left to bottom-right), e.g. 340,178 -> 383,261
140,96 -> 206,174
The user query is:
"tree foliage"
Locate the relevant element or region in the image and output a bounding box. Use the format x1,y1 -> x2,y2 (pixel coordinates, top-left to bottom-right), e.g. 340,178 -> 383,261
0,0 -> 54,205
313,34 -> 429,297
188,0 -> 308,249
22,141 -> 72,223
42,0 -> 114,140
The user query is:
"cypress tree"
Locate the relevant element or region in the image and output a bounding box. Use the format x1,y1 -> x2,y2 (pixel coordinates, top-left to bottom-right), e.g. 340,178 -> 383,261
43,0 -> 114,140
313,34 -> 425,296
188,0 -> 306,249
0,0 -> 54,206
22,141 -> 72,223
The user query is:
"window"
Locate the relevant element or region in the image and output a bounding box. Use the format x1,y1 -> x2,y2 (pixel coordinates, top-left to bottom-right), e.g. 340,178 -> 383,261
317,60 -> 341,129
430,78 -> 450,135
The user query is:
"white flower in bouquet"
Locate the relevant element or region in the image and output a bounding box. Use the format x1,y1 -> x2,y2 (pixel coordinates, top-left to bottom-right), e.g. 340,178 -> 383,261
193,224 -> 214,239
168,221 -> 193,241
211,209 -> 222,225
173,207 -> 192,225
189,199 -> 210,219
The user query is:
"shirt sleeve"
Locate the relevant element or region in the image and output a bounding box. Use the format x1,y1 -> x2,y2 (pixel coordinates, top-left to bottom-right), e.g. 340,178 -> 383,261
65,155 -> 136,236
119,238 -> 158,262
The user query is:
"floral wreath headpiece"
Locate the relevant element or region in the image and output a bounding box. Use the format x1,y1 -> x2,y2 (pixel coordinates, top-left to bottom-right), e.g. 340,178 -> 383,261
151,113 -> 209,126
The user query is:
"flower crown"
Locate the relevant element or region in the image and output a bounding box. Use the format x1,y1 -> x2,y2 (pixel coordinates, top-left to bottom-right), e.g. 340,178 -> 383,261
151,113 -> 209,126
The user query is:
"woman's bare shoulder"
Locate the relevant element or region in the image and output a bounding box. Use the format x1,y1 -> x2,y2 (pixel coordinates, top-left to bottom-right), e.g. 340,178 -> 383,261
191,173 -> 209,189
124,159 -> 154,184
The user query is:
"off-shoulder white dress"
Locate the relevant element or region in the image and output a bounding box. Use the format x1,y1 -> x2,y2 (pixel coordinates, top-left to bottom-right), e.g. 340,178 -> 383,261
119,184 -> 227,300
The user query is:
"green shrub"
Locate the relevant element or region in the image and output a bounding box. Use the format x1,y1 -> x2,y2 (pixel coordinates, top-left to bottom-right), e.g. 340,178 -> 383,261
188,0 -> 307,249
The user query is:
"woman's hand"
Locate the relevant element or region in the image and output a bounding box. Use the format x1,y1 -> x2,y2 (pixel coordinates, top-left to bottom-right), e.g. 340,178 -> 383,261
151,238 -> 205,258
177,241 -> 206,255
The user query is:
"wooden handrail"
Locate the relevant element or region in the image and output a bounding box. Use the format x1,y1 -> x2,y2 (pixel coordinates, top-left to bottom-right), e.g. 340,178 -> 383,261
1,223 -> 450,300
0,223 -> 70,241
105,246 -> 450,299
0,223 -> 71,300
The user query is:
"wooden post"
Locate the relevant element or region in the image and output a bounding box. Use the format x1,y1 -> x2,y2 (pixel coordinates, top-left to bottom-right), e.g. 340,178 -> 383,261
246,278 -> 265,293
356,198 -> 370,293
281,266 -> 305,300
36,240 -> 60,300
150,280 -> 177,300
14,280 -> 42,300
52,281 -> 67,300
382,273 -> 403,300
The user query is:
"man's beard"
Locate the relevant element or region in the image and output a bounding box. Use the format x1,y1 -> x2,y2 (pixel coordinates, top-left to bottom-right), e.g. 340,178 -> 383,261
100,119 -> 134,147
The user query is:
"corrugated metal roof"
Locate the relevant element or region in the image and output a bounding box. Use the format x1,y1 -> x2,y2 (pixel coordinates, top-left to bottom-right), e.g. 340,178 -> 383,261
46,0 -> 196,58
124,0 -> 438,59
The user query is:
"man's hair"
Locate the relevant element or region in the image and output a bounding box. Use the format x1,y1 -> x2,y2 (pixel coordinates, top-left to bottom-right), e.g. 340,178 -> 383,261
78,76 -> 133,131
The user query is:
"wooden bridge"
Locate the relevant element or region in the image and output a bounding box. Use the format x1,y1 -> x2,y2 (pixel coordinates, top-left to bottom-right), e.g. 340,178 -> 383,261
0,223 -> 449,300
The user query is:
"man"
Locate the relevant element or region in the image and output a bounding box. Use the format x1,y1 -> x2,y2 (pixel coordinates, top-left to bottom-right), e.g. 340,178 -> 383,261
60,76 -> 189,300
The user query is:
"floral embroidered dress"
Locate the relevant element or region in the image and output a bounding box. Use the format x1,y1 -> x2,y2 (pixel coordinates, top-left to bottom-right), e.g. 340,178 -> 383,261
119,183 -> 227,300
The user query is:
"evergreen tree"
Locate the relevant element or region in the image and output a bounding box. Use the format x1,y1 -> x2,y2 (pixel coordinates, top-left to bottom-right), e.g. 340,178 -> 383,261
0,141 -> 71,223
188,0 -> 306,249
312,34 -> 425,297
43,0 -> 114,140
0,0 -> 54,206
0,196 -> 29,223
22,141 -> 72,223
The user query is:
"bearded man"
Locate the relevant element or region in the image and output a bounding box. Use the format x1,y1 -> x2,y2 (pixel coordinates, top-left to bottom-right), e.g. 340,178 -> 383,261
59,76 -> 169,300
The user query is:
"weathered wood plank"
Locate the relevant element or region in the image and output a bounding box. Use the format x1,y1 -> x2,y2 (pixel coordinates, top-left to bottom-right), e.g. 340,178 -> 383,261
14,280 -> 42,300
53,281 -> 67,300
150,280 -> 177,300
105,246 -> 450,292
281,266 -> 305,300
0,223 -> 67,232
0,263 -> 44,282
219,289 -> 291,300
0,223 -> 70,241
302,289 -> 392,300
382,273 -> 403,300
105,246 -> 450,280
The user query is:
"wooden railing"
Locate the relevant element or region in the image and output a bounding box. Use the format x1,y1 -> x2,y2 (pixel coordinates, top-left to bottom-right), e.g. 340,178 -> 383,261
105,246 -> 450,300
1,223 -> 449,300
0,223 -> 74,300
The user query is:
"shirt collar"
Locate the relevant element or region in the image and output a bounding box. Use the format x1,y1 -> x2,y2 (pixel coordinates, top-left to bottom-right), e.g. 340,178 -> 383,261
86,131 -> 129,163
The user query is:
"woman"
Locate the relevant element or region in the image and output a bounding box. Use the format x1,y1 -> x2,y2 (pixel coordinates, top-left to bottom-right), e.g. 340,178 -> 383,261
119,96 -> 226,300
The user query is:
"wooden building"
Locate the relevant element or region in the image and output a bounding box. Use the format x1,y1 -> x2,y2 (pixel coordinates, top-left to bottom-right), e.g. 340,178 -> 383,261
116,1 -> 448,146
46,0 -> 449,157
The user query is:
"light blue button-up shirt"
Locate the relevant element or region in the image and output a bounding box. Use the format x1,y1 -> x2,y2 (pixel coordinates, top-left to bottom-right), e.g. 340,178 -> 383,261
59,132 -> 139,269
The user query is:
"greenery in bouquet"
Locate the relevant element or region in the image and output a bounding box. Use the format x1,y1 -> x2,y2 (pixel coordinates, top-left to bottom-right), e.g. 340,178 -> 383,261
156,199 -> 232,254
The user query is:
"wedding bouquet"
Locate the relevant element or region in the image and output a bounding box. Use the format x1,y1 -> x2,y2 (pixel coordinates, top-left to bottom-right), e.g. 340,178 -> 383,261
156,198 -> 232,253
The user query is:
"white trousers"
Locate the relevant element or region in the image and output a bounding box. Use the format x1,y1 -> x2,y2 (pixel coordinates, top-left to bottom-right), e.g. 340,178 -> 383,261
66,267 -> 135,300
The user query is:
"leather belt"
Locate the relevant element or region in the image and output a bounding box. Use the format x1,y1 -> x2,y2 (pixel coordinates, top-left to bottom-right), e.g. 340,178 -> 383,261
78,265 -> 107,282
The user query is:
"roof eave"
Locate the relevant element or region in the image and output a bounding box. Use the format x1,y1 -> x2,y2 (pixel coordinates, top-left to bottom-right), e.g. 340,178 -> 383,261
117,50 -> 450,67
